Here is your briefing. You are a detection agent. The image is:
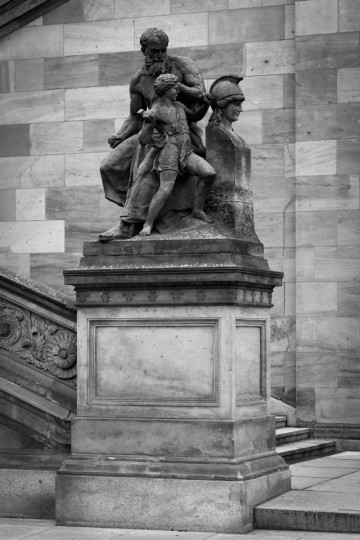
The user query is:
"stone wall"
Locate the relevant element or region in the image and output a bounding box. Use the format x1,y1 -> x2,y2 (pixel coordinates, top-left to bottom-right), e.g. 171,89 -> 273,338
0,0 -> 358,425
294,0 -> 360,427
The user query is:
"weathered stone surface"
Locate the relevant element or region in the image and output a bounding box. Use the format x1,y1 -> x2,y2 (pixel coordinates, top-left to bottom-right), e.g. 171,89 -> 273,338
296,104 -> 360,141
296,33 -> 360,71
0,90 -> 64,124
65,86 -> 129,120
245,40 -> 295,75
296,140 -> 336,176
0,26 -> 63,61
46,187 -> 101,220
296,69 -> 337,106
0,125 -> 30,157
296,0 -> 338,36
30,122 -> 83,155
64,20 -> 134,56
209,6 -> 285,44
0,221 -> 65,254
45,55 -> 99,89
339,0 -> 360,32
135,13 -> 208,48
0,155 -> 64,188
15,59 -> 44,91
0,189 -> 15,222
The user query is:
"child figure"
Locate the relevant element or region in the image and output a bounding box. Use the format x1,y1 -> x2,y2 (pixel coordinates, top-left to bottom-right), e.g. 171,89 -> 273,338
136,73 -> 216,236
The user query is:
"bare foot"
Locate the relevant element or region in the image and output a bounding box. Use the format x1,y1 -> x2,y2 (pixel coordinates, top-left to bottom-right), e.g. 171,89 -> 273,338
139,224 -> 152,236
98,220 -> 129,242
191,210 -> 214,223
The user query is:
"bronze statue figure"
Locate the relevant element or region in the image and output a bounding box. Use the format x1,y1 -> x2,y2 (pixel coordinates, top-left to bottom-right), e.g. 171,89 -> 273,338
99,28 -> 212,241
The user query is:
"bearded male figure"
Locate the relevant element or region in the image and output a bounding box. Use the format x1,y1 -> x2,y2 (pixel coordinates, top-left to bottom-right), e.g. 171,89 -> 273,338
99,27 -> 211,241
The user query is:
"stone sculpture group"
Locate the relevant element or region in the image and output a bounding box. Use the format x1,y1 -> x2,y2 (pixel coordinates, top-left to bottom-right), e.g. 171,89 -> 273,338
99,27 -> 255,242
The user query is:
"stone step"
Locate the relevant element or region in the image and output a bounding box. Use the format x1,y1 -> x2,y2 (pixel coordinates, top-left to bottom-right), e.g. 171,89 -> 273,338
276,439 -> 337,463
276,426 -> 311,445
0,451 -> 67,519
255,489 -> 360,534
274,415 -> 287,428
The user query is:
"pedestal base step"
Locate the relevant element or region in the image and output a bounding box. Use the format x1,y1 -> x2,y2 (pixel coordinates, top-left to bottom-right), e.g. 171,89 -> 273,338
0,451 -> 68,519
255,489 -> 360,533
56,461 -> 290,533
276,439 -> 337,463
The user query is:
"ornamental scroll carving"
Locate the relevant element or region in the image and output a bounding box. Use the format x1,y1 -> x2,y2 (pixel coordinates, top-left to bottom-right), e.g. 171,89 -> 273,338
0,298 -> 77,381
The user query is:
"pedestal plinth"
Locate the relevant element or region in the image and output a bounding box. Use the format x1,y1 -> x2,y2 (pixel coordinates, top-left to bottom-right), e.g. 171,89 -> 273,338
57,237 -> 290,534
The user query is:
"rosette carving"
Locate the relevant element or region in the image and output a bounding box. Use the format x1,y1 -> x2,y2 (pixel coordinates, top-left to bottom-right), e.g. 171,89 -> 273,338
0,296 -> 77,382
44,331 -> 77,379
0,301 -> 22,348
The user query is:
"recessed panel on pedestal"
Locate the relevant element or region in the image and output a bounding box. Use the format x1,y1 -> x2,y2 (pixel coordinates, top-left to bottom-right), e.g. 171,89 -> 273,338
235,319 -> 266,405
88,318 -> 219,407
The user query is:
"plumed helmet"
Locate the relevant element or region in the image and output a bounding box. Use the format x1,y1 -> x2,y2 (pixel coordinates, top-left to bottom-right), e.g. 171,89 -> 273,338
209,75 -> 244,109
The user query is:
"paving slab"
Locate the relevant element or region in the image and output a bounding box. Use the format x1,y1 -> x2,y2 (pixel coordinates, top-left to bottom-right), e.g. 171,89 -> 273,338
298,457 -> 360,469
34,526 -> 132,539
290,464 -> 360,478
291,476 -> 331,489
255,489 -> 360,533
307,470 -> 360,493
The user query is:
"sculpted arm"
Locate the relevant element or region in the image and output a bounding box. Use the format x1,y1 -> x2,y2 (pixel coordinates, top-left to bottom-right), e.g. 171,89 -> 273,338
111,80 -> 146,147
175,56 -> 209,104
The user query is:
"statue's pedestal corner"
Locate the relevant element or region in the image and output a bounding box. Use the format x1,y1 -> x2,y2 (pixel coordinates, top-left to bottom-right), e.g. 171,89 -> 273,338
58,238 -> 288,533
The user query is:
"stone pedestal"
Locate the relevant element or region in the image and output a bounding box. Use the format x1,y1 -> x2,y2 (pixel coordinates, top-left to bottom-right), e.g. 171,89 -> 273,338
57,237 -> 290,534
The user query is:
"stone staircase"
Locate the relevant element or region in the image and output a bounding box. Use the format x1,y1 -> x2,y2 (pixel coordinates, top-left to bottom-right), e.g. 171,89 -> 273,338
275,414 -> 337,463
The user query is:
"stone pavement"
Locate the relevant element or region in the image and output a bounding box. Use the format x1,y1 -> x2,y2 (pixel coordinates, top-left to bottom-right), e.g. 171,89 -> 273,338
256,451 -> 360,532
2,452 -> 360,539
2,520 -> 360,540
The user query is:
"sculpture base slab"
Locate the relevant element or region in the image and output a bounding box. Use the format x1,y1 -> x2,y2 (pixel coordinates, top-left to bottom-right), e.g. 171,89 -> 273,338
61,238 -> 289,533
56,457 -> 290,533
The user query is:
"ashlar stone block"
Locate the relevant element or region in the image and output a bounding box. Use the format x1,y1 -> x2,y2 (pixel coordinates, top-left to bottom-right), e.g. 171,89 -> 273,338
295,0 -> 338,36
115,0 -> 170,18
0,189 -> 15,221
83,0 -> 115,21
65,152 -> 107,186
0,90 -> 64,124
296,33 -> 360,71
339,0 -> 360,32
65,86 -> 129,120
338,68 -> 360,104
30,122 -> 83,155
245,40 -> 295,76
296,175 -> 359,211
296,69 -> 337,107
64,20 -> 134,56
242,75 -> 283,110
46,186 -> 101,221
337,210 -> 360,246
0,26 -> 63,61
337,139 -> 360,174
296,141 -> 336,176
0,125 -> 30,157
0,155 -> 64,189
0,221 -> 64,253
16,189 -> 46,221
315,246 -> 360,282
45,55 -> 99,90
15,59 -> 44,92
296,211 -> 337,247
296,282 -> 337,314
0,60 -> 15,93
209,6 -> 285,45
135,13 -> 208,48
171,0 -> 227,13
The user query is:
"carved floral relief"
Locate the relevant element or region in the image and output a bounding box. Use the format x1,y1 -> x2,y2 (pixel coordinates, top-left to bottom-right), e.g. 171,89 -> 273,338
0,298 -> 77,381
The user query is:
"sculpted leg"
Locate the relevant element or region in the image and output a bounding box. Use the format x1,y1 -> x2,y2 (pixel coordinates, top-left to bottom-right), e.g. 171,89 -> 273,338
186,153 -> 216,223
139,170 -> 177,236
